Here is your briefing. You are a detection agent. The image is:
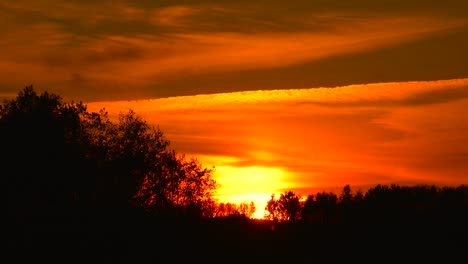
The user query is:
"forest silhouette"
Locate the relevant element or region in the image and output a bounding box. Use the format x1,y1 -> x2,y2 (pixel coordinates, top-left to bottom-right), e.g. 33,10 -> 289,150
5,86 -> 467,262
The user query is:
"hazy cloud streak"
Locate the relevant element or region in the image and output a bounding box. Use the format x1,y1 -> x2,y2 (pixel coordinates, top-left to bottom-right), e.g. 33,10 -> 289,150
0,0 -> 466,100
87,79 -> 468,199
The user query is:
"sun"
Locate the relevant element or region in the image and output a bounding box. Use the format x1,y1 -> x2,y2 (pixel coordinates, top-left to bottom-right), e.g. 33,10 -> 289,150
212,165 -> 289,218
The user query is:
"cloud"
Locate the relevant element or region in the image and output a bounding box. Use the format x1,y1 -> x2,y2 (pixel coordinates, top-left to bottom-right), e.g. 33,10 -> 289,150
0,0 -> 466,101
150,5 -> 201,27
290,78 -> 468,107
86,79 -> 468,194
2,0 -> 467,211
399,85 -> 468,105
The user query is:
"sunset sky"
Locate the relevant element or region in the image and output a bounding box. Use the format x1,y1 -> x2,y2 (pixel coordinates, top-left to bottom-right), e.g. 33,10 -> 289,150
1,1 -> 467,218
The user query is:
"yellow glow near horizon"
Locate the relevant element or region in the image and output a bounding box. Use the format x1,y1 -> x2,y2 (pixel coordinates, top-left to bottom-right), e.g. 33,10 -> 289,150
212,165 -> 291,219
215,193 -> 279,219
86,79 -> 468,219
214,166 -> 289,195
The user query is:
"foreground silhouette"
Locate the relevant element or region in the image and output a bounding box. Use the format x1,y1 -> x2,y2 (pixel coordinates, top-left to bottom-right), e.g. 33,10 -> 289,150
4,86 -> 467,262
265,185 -> 467,226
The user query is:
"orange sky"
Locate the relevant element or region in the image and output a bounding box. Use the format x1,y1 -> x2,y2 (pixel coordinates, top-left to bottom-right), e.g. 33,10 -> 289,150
1,1 -> 467,101
87,79 -> 468,218
1,1 -> 467,218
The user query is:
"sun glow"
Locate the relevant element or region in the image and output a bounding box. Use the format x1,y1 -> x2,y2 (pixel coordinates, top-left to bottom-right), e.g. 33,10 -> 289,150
86,79 -> 468,220
212,165 -> 290,219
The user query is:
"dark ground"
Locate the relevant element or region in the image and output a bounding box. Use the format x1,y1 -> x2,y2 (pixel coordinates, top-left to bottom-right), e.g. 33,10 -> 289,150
8,214 -> 467,263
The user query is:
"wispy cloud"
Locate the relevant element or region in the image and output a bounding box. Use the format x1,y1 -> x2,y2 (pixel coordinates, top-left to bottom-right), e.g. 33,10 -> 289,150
87,79 -> 468,197
0,0 -> 466,100
2,0 -> 467,216
150,5 -> 201,27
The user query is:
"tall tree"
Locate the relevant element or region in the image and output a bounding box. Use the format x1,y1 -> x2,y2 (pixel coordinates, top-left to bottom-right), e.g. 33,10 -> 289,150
264,194 -> 280,223
339,184 -> 354,223
2,86 -> 89,223
315,191 -> 338,224
4,86 -> 219,224
278,191 -> 302,223
265,191 -> 302,223
133,151 -> 218,217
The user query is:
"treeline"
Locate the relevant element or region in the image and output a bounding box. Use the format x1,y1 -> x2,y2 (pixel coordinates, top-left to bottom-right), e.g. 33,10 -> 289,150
264,184 -> 468,225
4,86 -> 467,261
3,86 -> 220,226
4,86 -> 467,227
213,201 -> 256,218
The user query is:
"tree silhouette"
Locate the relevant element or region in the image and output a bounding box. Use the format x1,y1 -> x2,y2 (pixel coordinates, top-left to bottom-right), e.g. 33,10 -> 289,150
4,86 -> 218,225
2,86 -> 89,224
301,194 -> 315,223
133,150 -> 218,218
264,194 -> 280,223
78,108 -> 172,212
264,191 -> 301,223
5,86 -> 468,262
314,191 -> 338,224
213,201 -> 256,218
238,201 -> 256,218
338,184 -> 356,224
278,190 -> 302,223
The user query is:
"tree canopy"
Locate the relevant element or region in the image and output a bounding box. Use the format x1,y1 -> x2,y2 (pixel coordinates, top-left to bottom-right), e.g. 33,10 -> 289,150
3,86 -> 218,224
265,184 -> 467,225
4,87 -> 467,263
